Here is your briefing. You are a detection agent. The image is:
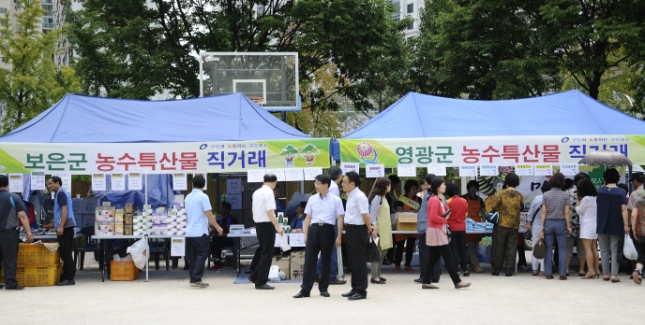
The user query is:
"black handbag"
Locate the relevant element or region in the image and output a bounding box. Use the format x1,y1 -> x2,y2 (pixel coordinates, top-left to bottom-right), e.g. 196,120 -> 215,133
367,237 -> 380,262
485,211 -> 499,224
533,237 -> 547,259
524,229 -> 532,241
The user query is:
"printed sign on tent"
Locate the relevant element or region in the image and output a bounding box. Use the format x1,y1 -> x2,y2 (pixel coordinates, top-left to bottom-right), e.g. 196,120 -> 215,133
427,164 -> 447,176
365,164 -> 385,178
193,171 -> 207,189
534,165 -> 553,176
92,173 -> 106,191
289,233 -> 306,247
173,173 -> 187,191
247,169 -> 266,183
303,167 -> 322,181
226,178 -> 243,194
111,173 -> 126,191
171,237 -> 186,257
515,165 -> 533,176
265,169 -> 286,182
52,173 -> 72,194
340,162 -> 359,175
30,172 -> 46,191
479,165 -> 498,177
559,164 -> 579,176
9,174 -> 23,193
397,164 -> 416,177
227,193 -> 243,210
459,165 -> 477,177
285,168 -> 305,181
128,173 -> 143,190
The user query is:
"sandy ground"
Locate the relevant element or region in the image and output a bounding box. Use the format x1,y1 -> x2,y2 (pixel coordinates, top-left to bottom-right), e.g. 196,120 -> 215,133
1,255 -> 642,325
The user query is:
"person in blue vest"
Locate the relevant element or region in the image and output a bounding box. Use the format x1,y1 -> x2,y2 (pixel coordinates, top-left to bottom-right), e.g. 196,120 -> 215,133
208,202 -> 239,271
47,176 -> 77,286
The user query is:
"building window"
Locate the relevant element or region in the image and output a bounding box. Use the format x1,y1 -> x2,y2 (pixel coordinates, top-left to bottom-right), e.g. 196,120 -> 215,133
0,8 -> 7,14
407,21 -> 414,30
42,17 -> 54,29
392,13 -> 400,22
407,3 -> 413,13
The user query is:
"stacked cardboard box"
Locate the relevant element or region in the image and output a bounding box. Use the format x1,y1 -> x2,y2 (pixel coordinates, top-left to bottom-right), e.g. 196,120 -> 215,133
95,206 -> 115,236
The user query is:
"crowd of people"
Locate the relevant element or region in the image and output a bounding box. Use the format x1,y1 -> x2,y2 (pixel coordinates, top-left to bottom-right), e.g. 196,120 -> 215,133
2,167 -> 644,295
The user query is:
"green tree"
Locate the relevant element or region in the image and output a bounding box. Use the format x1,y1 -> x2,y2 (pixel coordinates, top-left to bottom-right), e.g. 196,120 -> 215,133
0,0 -> 80,134
64,0 -> 406,107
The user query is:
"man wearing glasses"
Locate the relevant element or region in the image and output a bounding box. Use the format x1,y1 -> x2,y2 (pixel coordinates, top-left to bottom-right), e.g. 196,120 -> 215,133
293,174 -> 345,298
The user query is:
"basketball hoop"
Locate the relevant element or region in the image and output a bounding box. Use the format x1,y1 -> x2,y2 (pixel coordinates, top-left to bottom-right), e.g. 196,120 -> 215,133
247,96 -> 265,105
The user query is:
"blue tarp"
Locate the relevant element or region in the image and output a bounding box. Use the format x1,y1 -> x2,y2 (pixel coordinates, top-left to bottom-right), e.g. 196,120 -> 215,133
1,93 -> 308,143
333,90 -> 645,161
93,174 -> 174,210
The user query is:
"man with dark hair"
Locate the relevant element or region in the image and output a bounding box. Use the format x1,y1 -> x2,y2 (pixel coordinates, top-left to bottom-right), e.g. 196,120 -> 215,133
341,171 -> 373,300
249,174 -> 284,290
0,175 -> 33,290
185,174 -> 223,288
47,176 -> 78,286
314,166 -> 346,285
293,174 -> 345,298
208,202 -> 239,271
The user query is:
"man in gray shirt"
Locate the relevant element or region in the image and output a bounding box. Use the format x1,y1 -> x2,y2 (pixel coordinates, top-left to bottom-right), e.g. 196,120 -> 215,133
0,175 -> 34,290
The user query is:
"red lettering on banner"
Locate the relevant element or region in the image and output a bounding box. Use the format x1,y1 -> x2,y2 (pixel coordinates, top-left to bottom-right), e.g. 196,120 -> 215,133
160,153 -> 178,171
117,154 -> 136,171
96,154 -> 116,172
180,152 -> 198,170
461,146 -> 480,164
481,146 -> 500,163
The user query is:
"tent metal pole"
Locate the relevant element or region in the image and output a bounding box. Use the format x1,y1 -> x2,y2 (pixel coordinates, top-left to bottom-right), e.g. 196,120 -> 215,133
145,174 -> 148,206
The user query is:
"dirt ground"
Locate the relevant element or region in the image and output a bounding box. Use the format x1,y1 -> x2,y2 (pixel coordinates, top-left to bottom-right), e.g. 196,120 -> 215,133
1,255 -> 642,325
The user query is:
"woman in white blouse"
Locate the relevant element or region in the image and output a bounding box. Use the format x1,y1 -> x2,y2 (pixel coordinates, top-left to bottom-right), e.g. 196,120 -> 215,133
575,178 -> 599,279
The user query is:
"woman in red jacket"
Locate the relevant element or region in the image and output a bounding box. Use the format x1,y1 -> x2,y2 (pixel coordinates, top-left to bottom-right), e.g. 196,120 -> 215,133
446,183 -> 469,276
422,178 -> 471,290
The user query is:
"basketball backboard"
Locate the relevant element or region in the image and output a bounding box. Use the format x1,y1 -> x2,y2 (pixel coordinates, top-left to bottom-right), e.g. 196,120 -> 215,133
199,52 -> 300,111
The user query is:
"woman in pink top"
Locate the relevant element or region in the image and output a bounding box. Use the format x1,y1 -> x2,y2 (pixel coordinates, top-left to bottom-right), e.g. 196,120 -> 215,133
422,177 -> 471,290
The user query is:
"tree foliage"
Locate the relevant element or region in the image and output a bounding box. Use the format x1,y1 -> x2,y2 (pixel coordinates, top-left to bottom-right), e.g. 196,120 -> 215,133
0,0 -> 80,134
64,0 -> 407,107
413,0 -> 645,103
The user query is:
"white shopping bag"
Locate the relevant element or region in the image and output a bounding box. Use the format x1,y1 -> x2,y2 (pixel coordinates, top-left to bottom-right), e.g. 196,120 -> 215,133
126,239 -> 149,270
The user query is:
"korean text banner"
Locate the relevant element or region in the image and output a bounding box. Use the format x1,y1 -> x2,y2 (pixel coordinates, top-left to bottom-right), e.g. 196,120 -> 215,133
339,135 -> 644,167
0,139 -> 330,174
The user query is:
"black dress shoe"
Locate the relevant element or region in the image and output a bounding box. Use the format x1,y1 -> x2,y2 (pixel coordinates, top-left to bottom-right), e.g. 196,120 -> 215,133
348,293 -> 366,300
491,270 -> 499,276
380,277 -> 387,281
255,284 -> 275,290
413,278 -> 423,283
505,270 -> 513,277
293,291 -> 310,298
341,290 -> 355,297
329,279 -> 347,285
55,279 -> 75,286
244,269 -> 253,274
0,284 -> 4,289
371,278 -> 386,284
320,291 -> 330,297
5,286 -> 24,290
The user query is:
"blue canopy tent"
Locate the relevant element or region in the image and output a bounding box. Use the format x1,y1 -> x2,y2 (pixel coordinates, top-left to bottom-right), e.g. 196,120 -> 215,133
333,90 -> 645,162
0,93 -> 312,208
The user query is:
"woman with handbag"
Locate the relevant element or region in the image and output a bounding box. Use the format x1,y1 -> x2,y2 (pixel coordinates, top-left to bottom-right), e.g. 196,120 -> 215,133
368,178 -> 393,284
575,178 -> 599,279
541,172 -> 573,280
422,177 -> 471,290
526,181 -> 550,276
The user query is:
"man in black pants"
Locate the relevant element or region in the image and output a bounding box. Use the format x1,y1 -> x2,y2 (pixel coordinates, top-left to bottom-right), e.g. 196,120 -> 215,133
184,175 -> 223,288
293,174 -> 345,298
0,175 -> 34,290
341,171 -> 374,301
47,176 -> 77,286
249,174 -> 284,290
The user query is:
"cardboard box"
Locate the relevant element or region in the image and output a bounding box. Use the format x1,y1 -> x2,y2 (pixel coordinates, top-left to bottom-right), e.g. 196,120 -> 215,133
395,212 -> 418,231
115,214 -> 124,224
95,223 -> 115,236
115,224 -> 124,236
72,199 -> 83,215
81,198 -> 100,214
289,251 -> 305,280
124,225 -> 133,235
95,207 -> 116,222
125,203 -> 134,213
124,214 -> 133,225
271,256 -> 291,280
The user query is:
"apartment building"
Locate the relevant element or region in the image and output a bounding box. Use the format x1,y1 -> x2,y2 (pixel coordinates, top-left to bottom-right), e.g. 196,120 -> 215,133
392,0 -> 424,38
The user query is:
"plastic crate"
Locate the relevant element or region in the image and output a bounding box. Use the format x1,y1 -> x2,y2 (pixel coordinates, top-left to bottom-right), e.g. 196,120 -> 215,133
110,260 -> 139,281
17,243 -> 60,266
0,265 -> 61,287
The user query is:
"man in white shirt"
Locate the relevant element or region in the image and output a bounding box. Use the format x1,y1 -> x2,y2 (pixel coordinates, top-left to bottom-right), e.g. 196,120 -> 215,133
315,166 -> 347,285
249,174 -> 284,290
185,175 -> 223,288
341,171 -> 375,301
294,174 -> 345,298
